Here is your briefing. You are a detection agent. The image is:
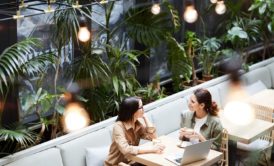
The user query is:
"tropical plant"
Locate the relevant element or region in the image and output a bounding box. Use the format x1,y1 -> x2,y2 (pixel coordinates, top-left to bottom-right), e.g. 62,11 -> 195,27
81,45 -> 143,122
135,84 -> 166,105
198,37 -> 222,79
0,38 -> 54,95
249,0 -> 274,58
182,31 -> 202,86
224,16 -> 262,67
124,1 -> 192,91
124,0 -> 180,47
0,124 -> 37,156
166,36 -> 192,91
0,38 -> 54,156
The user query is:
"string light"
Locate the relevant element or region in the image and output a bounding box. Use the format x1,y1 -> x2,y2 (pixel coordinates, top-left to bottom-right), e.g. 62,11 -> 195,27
63,103 -> 90,133
215,1 -> 226,15
78,16 -> 91,42
151,3 -> 161,15
183,5 -> 198,23
210,0 -> 218,4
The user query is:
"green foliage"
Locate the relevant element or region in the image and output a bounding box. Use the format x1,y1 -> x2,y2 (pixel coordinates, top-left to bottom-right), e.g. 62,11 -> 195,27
198,37 -> 222,76
0,38 -> 54,95
125,1 -> 180,47
81,45 -> 144,122
183,31 -> 201,86
135,84 -> 166,105
104,45 -> 142,113
20,88 -> 63,118
249,0 -> 274,34
72,49 -> 110,88
166,36 -> 192,91
0,124 -> 37,154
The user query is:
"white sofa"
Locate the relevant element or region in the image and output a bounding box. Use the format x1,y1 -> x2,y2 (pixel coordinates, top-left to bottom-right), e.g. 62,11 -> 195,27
1,57 -> 274,166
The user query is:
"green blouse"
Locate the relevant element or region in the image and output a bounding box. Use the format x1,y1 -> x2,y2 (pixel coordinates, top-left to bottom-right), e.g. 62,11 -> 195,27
180,111 -> 223,150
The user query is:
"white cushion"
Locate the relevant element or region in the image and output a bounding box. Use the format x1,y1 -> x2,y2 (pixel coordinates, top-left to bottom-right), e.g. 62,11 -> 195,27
58,128 -> 112,166
217,81 -> 230,108
245,80 -> 267,96
151,98 -> 187,136
237,139 -> 271,151
265,63 -> 274,88
5,148 -> 63,166
86,146 -> 109,166
242,67 -> 272,88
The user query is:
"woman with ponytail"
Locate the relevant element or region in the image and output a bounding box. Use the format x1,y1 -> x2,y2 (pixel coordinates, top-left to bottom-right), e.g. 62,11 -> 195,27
179,88 -> 223,150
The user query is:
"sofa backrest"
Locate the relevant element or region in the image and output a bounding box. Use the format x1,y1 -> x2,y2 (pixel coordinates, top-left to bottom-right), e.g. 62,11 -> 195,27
150,98 -> 187,136
242,67 -> 272,88
4,148 -> 63,166
58,128 -> 112,166
265,62 -> 274,88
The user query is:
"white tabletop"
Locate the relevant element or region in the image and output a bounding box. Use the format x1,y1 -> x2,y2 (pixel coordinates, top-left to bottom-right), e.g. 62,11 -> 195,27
248,89 -> 274,110
128,136 -> 223,166
226,119 -> 274,144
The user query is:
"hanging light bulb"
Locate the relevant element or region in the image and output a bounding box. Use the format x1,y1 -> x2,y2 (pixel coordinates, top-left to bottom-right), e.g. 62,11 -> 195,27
151,3 -> 161,15
183,5 -> 198,23
63,102 -> 90,133
215,1 -> 226,15
78,16 -> 91,42
210,0 -> 218,4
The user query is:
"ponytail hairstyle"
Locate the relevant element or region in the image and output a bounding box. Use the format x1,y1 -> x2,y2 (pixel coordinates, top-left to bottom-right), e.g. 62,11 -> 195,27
194,88 -> 219,116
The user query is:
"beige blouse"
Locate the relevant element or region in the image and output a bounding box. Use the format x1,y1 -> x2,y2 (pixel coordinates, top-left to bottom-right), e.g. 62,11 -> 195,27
104,119 -> 156,166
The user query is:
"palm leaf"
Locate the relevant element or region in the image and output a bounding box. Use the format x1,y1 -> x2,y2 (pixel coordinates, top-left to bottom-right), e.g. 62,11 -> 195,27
125,2 -> 179,47
0,38 -> 53,94
0,125 -> 37,148
72,52 -> 110,88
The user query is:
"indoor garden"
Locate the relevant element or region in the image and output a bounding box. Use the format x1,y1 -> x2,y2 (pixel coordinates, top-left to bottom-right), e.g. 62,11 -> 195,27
0,0 -> 273,164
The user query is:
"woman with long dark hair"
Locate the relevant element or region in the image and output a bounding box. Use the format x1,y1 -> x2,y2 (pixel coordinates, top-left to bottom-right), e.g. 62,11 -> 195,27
179,88 -> 223,150
105,97 -> 165,166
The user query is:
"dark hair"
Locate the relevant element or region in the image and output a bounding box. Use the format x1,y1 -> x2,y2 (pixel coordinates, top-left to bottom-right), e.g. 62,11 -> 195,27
194,88 -> 219,116
117,97 -> 140,122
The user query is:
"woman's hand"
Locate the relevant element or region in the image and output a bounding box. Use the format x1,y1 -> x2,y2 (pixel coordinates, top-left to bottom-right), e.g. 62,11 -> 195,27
179,128 -> 194,139
184,131 -> 207,142
152,144 -> 165,154
138,143 -> 165,154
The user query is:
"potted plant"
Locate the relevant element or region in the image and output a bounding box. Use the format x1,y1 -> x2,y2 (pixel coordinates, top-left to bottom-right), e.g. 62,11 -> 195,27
198,37 -> 222,81
182,31 -> 201,86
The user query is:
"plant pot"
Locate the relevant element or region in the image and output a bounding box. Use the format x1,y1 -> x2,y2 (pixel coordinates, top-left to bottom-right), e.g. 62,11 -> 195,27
202,74 -> 214,81
180,79 -> 204,89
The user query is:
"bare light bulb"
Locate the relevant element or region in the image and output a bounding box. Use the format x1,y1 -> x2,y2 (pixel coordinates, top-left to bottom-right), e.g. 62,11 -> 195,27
222,101 -> 255,126
63,103 -> 90,133
78,27 -> 91,42
215,1 -> 226,15
210,0 -> 218,4
183,5 -> 198,23
151,4 -> 161,15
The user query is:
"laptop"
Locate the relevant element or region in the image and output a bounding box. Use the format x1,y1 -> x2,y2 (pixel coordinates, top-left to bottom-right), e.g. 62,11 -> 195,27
165,140 -> 213,165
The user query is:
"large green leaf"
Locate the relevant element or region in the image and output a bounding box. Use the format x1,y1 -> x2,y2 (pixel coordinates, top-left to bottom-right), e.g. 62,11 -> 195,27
125,2 -> 180,47
166,36 -> 192,91
228,27 -> 248,39
0,38 -> 54,95
0,125 -> 37,148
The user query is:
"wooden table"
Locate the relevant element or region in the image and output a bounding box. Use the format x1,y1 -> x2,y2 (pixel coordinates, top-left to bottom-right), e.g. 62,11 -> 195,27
248,89 -> 274,122
227,119 -> 274,144
128,136 -> 223,166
